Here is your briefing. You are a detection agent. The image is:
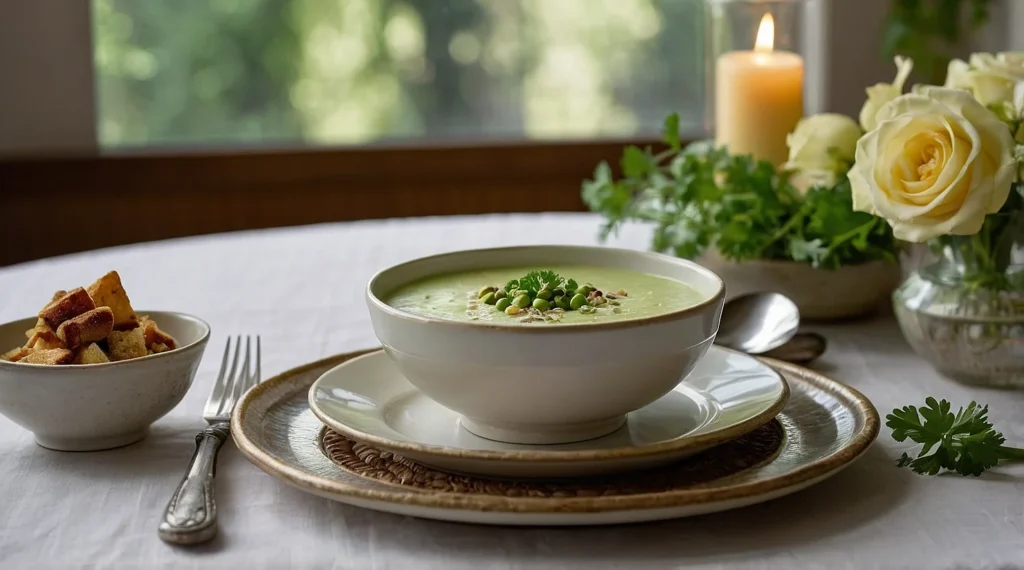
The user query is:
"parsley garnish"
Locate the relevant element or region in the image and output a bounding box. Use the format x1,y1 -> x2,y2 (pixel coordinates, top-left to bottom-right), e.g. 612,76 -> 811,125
581,114 -> 897,269
887,397 -> 1024,476
505,270 -> 578,297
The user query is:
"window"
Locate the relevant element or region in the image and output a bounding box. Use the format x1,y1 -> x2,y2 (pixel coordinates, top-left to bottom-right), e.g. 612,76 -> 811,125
92,0 -> 706,148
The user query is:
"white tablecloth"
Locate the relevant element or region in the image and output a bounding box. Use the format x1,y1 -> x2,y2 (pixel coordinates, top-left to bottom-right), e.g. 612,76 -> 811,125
1,213 -> 1023,570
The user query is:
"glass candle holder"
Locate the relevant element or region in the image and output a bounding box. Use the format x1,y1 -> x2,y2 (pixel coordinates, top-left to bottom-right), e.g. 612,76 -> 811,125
705,0 -> 812,166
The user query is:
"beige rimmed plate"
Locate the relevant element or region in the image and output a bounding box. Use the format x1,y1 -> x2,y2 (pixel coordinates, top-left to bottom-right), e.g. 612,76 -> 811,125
232,349 -> 879,527
307,347 -> 789,478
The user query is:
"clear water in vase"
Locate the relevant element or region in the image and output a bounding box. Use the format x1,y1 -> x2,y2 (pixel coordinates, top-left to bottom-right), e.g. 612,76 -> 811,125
893,221 -> 1024,388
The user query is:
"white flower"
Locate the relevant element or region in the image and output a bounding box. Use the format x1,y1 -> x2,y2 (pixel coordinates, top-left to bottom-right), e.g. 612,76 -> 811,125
945,52 -> 1024,106
859,56 -> 914,131
849,86 -> 1016,242
782,113 -> 862,193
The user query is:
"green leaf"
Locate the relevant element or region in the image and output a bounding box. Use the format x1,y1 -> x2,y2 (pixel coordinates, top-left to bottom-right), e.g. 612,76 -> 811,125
662,113 -> 681,151
506,270 -> 556,296
580,114 -> 896,268
882,17 -> 912,57
621,146 -> 653,179
886,398 -> 1024,476
882,0 -> 993,84
788,237 -> 828,267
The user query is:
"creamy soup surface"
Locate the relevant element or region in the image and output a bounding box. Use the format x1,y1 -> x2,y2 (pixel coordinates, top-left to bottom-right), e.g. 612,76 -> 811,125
385,265 -> 706,324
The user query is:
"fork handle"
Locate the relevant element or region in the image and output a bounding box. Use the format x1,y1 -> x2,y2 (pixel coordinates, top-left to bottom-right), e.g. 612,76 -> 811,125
158,422 -> 230,545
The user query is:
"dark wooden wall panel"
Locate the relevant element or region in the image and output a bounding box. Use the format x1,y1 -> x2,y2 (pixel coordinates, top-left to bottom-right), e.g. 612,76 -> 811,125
0,140 -> 654,266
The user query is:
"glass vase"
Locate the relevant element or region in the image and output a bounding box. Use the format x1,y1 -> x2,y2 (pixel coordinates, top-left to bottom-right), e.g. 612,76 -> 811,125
893,211 -> 1024,387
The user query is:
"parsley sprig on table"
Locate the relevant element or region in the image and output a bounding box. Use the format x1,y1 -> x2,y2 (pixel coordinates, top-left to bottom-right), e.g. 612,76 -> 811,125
581,114 -> 896,269
887,397 -> 1024,476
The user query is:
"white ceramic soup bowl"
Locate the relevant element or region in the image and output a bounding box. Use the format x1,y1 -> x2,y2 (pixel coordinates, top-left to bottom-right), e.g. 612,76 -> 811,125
365,246 -> 725,445
0,311 -> 210,451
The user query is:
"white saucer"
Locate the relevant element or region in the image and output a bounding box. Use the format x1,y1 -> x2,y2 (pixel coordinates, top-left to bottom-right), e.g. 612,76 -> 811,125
308,346 -> 788,478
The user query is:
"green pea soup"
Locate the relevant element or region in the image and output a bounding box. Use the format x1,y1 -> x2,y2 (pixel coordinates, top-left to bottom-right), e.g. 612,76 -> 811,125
385,265 -> 706,324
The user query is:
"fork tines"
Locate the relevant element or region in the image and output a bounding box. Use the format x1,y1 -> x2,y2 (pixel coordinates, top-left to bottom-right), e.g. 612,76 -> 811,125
203,335 -> 261,422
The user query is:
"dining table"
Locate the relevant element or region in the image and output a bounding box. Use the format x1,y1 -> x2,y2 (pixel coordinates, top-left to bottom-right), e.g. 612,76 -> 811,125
1,212 -> 1023,570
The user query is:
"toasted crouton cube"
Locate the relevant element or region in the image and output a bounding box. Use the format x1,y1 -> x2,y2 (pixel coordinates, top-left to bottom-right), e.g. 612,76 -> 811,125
74,343 -> 110,365
38,287 -> 96,330
25,317 -> 50,339
57,307 -> 114,349
51,290 -> 67,302
1,347 -> 30,362
86,271 -> 137,330
24,319 -> 63,351
21,348 -> 74,365
29,336 -> 64,352
139,315 -> 177,351
149,342 -> 170,354
107,327 -> 147,361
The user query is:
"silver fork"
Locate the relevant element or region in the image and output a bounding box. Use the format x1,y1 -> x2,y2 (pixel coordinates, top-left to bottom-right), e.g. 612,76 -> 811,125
158,336 -> 261,545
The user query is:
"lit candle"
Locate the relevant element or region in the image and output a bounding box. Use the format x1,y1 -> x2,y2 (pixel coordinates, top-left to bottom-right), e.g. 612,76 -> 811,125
714,13 -> 804,166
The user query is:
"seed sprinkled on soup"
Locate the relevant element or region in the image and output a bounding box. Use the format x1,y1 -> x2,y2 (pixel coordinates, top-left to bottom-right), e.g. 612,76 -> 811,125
386,266 -> 704,325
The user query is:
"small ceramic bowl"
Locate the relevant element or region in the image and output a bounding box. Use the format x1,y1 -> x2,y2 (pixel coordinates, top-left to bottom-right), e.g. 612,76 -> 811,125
698,251 -> 901,321
365,246 -> 725,445
0,311 -> 210,451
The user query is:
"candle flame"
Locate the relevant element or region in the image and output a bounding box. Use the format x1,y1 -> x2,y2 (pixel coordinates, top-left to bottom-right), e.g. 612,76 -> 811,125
754,13 -> 775,53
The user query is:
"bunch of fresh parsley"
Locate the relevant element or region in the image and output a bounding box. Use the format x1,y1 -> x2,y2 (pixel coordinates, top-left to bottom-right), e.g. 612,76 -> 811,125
581,114 -> 897,270
888,397 -> 1024,476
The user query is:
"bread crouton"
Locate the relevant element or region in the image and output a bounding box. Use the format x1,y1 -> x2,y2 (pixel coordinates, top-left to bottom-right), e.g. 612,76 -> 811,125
86,271 -> 137,330
21,348 -> 74,365
25,317 -> 49,339
24,319 -> 63,351
50,290 -> 67,302
73,343 -> 110,365
1,346 -> 30,362
57,307 -> 114,349
29,336 -> 64,352
107,327 -> 147,361
38,288 -> 96,330
139,315 -> 177,351
149,342 -> 171,354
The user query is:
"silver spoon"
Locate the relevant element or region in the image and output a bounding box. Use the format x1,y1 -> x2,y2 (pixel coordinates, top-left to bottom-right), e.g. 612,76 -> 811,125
715,292 -> 801,355
761,331 -> 828,364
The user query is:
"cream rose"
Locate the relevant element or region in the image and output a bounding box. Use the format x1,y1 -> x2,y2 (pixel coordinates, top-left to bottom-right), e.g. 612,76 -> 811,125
783,113 -> 862,193
849,86 -> 1016,242
945,52 -> 1024,106
859,56 -> 914,131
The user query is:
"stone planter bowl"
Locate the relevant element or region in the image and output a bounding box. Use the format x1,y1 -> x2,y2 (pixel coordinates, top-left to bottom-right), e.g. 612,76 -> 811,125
698,252 -> 901,321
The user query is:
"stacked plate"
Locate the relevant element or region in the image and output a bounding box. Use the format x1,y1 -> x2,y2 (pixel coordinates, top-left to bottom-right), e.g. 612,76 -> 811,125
232,345 -> 879,526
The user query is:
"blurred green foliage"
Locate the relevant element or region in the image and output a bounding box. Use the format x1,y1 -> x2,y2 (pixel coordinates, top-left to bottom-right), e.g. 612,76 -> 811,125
882,0 -> 993,85
93,0 -> 705,148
